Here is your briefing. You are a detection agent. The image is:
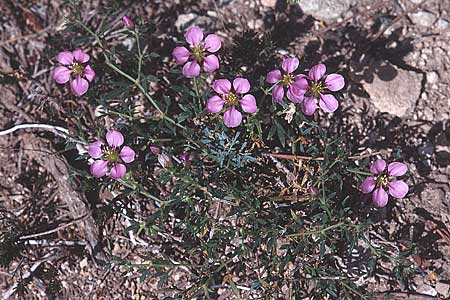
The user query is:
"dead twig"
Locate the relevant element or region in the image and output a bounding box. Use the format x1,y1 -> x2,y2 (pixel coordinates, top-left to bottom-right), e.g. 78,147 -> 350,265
18,214 -> 88,240
262,151 -> 382,161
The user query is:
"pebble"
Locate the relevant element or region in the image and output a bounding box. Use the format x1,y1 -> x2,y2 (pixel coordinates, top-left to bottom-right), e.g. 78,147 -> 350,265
362,62 -> 422,117
409,11 -> 437,27
426,71 -> 439,84
415,284 -> 438,297
436,282 -> 450,298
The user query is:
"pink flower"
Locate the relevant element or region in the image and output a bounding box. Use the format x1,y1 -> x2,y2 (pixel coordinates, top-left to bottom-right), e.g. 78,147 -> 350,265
122,16 -> 133,28
53,49 -> 95,96
206,78 -> 257,128
88,130 -> 135,179
360,159 -> 409,207
301,64 -> 345,116
266,57 -> 308,104
172,26 -> 221,78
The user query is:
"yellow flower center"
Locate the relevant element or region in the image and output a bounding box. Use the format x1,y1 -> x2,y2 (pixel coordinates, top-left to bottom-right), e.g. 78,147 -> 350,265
224,92 -> 239,106
191,45 -> 206,62
310,81 -> 325,97
281,74 -> 294,87
376,175 -> 389,188
70,62 -> 84,77
103,147 -> 119,162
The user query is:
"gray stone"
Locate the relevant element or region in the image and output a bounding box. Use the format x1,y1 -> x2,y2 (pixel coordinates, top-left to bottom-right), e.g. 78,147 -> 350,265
362,62 -> 422,117
261,0 -> 277,7
297,0 -> 357,21
436,282 -> 450,298
175,14 -> 213,31
415,284 -> 437,297
409,11 -> 437,27
436,19 -> 449,30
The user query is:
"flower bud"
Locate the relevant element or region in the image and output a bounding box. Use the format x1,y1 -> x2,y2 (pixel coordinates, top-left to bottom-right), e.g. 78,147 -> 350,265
122,16 -> 133,29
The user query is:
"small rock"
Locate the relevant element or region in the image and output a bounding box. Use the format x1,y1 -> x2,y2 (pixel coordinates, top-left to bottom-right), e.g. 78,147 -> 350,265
416,284 -> 437,297
174,14 -> 213,31
409,11 -> 437,27
426,71 -> 439,84
261,0 -> 277,7
175,13 -> 198,30
297,0 -> 357,21
436,19 -> 449,30
436,282 -> 450,298
362,62 -> 422,117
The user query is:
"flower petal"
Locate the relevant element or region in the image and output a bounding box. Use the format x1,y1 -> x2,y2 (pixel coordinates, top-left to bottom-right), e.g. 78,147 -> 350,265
388,162 -> 408,177
360,177 -> 376,194
184,26 -> 204,46
203,54 -> 219,73
281,57 -> 299,74
233,77 -> 250,94
206,95 -> 226,113
56,51 -> 74,65
325,74 -> 345,91
212,79 -> 231,94
172,46 -> 191,64
239,94 -> 257,113
286,84 -> 305,103
110,163 -> 126,179
119,146 -> 135,163
319,93 -> 339,112
301,97 -> 317,116
53,66 -> 72,84
223,106 -> 242,128
272,84 -> 284,103
266,69 -> 282,84
308,63 -> 326,82
182,60 -> 201,78
88,141 -> 103,159
293,77 -> 309,90
72,49 -> 90,64
372,187 -> 389,207
84,65 -> 95,82
90,160 -> 108,178
204,34 -> 221,52
70,76 -> 89,96
370,159 -> 386,175
106,130 -> 124,148
388,180 -> 409,199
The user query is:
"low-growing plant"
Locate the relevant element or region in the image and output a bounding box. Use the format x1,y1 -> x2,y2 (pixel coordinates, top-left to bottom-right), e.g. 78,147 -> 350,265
3,2 -> 415,299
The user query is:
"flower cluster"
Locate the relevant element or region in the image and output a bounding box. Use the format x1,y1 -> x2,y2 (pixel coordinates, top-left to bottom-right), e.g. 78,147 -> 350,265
53,49 -> 95,96
51,24 -> 409,210
360,159 -> 409,207
266,58 -> 345,115
88,130 -> 135,179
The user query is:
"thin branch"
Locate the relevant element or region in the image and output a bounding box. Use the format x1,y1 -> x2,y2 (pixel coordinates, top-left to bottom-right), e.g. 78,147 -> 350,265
18,214 -> 88,240
0,123 -> 86,144
262,151 -> 382,161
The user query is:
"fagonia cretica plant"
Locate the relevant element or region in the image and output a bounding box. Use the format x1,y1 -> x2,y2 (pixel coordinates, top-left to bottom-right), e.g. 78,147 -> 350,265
43,11 -> 414,299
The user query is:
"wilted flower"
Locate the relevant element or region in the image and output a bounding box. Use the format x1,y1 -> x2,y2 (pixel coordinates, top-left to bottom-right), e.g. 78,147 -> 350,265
88,130 -> 135,179
172,26 -> 221,78
301,64 -> 345,115
158,153 -> 172,168
360,159 -> 409,207
149,145 -> 160,154
53,49 -> 95,96
266,57 -> 308,103
122,16 -> 133,28
206,78 -> 257,128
